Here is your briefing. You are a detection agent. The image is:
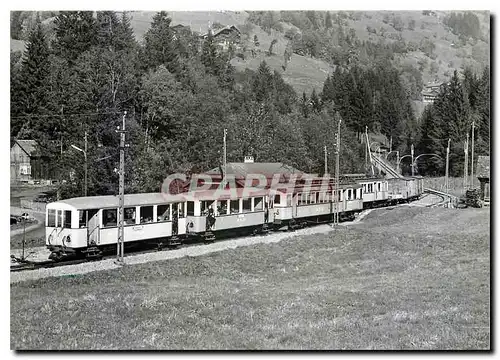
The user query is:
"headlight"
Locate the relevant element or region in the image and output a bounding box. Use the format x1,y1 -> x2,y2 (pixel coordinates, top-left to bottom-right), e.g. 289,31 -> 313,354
66,235 -> 71,243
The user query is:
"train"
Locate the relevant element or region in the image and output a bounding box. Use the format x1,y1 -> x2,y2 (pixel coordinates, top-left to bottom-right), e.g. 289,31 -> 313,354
44,163 -> 424,261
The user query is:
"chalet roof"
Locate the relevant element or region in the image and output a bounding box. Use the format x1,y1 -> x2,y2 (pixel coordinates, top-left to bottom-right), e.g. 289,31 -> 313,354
205,162 -> 304,179
476,156 -> 490,179
14,140 -> 39,157
200,25 -> 240,39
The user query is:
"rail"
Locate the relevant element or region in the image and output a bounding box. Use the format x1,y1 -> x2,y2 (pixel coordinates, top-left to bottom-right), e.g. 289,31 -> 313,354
371,154 -> 403,179
424,188 -> 458,208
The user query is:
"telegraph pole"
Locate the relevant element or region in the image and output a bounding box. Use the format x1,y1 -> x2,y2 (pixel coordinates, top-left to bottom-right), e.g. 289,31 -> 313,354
464,134 -> 469,190
116,112 -> 127,265
223,128 -> 227,187
84,131 -> 88,197
471,121 -> 475,188
335,117 -> 342,226
365,126 -> 368,170
445,139 -> 450,194
411,144 -> 415,177
324,145 -> 328,175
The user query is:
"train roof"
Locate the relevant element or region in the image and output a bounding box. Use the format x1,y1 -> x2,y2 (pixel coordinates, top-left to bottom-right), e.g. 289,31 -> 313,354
47,192 -> 185,210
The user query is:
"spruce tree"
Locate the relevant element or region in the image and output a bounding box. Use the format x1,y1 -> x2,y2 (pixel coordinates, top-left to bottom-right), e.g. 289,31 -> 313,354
14,15 -> 51,138
52,11 -> 97,64
143,11 -> 179,74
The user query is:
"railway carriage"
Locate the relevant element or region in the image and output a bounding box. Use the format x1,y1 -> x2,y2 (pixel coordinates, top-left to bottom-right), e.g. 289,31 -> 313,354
45,193 -> 187,260
183,188 -> 271,240
272,180 -> 364,227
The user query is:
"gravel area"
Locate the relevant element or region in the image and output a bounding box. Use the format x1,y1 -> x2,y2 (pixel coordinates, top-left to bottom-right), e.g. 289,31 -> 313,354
10,209 -> 374,284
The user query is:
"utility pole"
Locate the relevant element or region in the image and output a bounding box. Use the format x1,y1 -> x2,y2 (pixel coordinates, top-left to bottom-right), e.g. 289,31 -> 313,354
365,127 -> 373,175
390,136 -> 392,153
445,139 -> 450,194
335,117 -> 342,226
84,131 -> 88,197
223,128 -> 227,187
324,145 -> 328,175
396,150 -> 400,174
115,111 -> 127,265
365,126 -> 368,171
471,121 -> 475,188
334,132 -> 338,226
411,144 -> 415,177
464,134 -> 469,190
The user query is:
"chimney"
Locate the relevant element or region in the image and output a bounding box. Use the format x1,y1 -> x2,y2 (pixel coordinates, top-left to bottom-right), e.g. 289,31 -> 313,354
244,156 -> 254,163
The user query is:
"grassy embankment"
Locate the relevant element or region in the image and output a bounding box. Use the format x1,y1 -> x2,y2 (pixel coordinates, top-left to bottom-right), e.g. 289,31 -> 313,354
11,206 -> 490,350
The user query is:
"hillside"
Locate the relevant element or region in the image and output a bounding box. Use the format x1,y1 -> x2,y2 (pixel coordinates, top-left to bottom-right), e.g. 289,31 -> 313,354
11,10 -> 490,112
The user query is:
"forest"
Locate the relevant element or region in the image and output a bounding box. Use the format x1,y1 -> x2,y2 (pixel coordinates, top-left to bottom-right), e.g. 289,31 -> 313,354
10,11 -> 490,198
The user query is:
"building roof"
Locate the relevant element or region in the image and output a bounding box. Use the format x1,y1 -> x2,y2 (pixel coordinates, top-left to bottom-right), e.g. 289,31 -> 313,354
476,156 -> 490,179
14,140 -> 39,157
205,162 -> 304,179
200,25 -> 240,39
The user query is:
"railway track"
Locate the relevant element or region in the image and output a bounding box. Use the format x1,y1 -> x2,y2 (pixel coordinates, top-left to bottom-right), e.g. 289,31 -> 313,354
11,192 -> 452,274
423,188 -> 458,208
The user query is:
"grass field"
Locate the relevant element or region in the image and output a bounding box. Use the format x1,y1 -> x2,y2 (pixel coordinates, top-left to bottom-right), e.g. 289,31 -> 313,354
10,206 -> 490,350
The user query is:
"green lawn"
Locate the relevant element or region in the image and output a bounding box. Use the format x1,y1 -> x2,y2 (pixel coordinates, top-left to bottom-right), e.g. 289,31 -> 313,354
11,206 -> 490,350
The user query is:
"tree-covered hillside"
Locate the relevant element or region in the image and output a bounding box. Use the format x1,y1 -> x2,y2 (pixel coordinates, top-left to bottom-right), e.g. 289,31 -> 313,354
10,11 -> 490,199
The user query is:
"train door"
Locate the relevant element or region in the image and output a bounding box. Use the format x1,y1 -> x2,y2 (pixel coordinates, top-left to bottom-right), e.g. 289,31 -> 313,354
292,193 -> 298,218
177,202 -> 187,235
87,209 -> 100,246
266,196 -> 275,223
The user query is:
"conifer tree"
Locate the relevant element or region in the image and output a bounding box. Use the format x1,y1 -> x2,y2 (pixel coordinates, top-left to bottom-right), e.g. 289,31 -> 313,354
143,11 -> 179,74
52,11 -> 97,64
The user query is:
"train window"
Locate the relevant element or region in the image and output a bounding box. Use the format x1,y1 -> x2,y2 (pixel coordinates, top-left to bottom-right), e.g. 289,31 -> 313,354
297,193 -> 303,206
141,206 -> 154,223
353,189 -> 357,199
177,203 -> 185,218
159,204 -> 171,221
187,201 -> 195,216
103,209 -> 117,228
274,194 -> 281,205
217,200 -> 228,215
368,184 -> 373,192
230,200 -> 239,214
56,210 -> 62,227
125,207 -> 136,225
286,194 -> 292,207
348,189 -> 352,200
48,209 -> 56,227
79,209 -> 98,228
378,183 -> 381,191
316,192 -> 320,203
242,198 -> 251,213
254,197 -> 264,211
63,211 -> 72,228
